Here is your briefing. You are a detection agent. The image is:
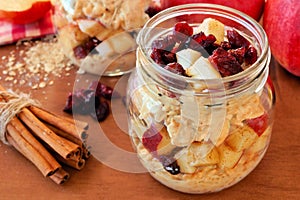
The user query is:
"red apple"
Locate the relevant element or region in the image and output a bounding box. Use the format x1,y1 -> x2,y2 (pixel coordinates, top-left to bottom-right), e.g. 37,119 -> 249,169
0,0 -> 52,24
160,0 -> 265,21
263,0 -> 300,77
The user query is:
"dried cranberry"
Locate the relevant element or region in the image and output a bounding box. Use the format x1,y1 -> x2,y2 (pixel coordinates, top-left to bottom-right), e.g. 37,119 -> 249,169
73,37 -> 101,59
228,47 -> 247,64
227,29 -> 250,48
150,48 -> 165,65
89,81 -> 120,100
91,101 -> 110,122
63,81 -> 116,122
159,155 -> 180,175
193,32 -> 216,48
85,38 -> 100,51
151,48 -> 176,66
78,90 -> 100,114
88,81 -> 100,95
152,35 -> 176,51
164,62 -> 185,75
173,22 -> 193,42
74,45 -> 88,59
63,89 -> 100,114
150,49 -> 177,65
162,50 -> 177,64
142,124 -> 162,153
245,46 -> 258,65
184,32 -> 218,55
145,6 -> 162,18
220,41 -> 232,50
209,47 -> 243,77
205,43 -> 220,56
100,84 -> 115,100
63,93 -> 74,113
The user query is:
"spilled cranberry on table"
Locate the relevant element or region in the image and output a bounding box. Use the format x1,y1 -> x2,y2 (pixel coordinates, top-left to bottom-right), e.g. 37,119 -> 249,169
63,81 -> 119,122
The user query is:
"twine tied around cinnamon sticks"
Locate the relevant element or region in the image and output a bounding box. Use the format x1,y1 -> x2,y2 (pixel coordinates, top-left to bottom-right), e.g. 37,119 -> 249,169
0,86 -> 90,184
0,90 -> 40,144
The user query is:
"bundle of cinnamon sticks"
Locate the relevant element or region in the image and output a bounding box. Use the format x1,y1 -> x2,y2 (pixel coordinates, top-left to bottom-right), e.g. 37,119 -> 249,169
0,86 -> 90,184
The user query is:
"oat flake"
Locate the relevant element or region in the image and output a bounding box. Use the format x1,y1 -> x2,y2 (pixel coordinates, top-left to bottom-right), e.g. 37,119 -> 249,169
1,36 -> 74,89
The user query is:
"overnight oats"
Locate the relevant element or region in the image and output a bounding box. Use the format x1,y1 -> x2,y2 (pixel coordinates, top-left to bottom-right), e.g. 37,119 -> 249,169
126,4 -> 274,193
51,0 -> 157,75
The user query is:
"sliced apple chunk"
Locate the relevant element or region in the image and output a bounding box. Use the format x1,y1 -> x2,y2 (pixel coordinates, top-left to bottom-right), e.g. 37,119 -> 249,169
176,150 -> 197,174
188,142 -> 220,167
77,19 -> 106,37
196,18 -> 225,44
176,48 -> 202,70
186,57 -> 221,79
218,144 -> 243,169
105,32 -> 137,54
156,126 -> 177,155
226,126 -> 258,152
247,127 -> 271,154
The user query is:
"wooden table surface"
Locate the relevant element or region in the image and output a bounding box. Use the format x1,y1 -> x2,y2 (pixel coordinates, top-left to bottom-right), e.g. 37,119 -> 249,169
0,42 -> 299,200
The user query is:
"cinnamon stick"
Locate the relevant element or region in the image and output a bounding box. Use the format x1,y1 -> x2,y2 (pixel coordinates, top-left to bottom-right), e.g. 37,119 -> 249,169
29,106 -> 88,140
9,117 -> 61,172
45,123 -> 83,146
45,123 -> 91,159
6,124 -> 60,177
0,85 -> 90,184
18,108 -> 81,159
49,168 -> 70,184
59,114 -> 89,130
56,155 -> 86,170
83,146 -> 91,159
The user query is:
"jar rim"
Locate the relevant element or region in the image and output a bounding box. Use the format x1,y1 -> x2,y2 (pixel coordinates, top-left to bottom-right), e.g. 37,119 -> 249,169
137,3 -> 270,96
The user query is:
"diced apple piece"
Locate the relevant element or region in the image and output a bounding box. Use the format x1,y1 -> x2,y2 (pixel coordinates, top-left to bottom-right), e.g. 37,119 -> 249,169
226,126 -> 258,152
157,126 -> 177,155
58,24 -> 89,57
77,19 -> 106,37
95,28 -> 114,41
197,18 -> 225,44
247,127 -> 271,154
188,142 -> 220,167
176,48 -> 202,70
166,117 -> 194,147
218,144 -> 243,169
218,147 -> 242,169
105,32 -> 137,54
176,150 -> 197,174
186,57 -> 221,78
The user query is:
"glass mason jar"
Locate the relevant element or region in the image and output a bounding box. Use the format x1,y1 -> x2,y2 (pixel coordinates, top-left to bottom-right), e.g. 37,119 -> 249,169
126,4 -> 274,194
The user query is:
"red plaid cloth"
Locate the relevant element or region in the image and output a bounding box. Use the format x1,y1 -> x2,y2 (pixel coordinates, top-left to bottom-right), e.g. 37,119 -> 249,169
0,10 -> 56,46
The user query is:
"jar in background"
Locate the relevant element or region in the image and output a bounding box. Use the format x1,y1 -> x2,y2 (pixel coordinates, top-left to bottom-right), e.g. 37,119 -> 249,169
127,4 -> 274,193
51,0 -> 152,76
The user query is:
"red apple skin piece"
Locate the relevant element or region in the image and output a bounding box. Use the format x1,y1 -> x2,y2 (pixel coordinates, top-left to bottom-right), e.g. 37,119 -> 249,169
160,0 -> 265,21
244,113 -> 269,137
263,0 -> 300,77
0,1 -> 53,24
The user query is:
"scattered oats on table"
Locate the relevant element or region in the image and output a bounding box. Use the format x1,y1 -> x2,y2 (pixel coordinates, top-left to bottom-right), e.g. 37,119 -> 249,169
1,36 -> 74,90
